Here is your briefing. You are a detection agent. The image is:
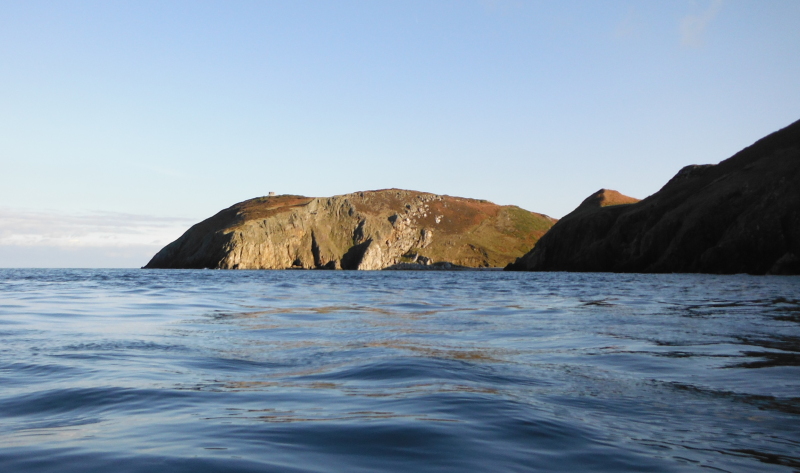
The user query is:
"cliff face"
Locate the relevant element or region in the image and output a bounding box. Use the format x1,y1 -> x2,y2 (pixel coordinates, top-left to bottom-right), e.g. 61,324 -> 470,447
145,189 -> 556,270
507,119 -> 800,275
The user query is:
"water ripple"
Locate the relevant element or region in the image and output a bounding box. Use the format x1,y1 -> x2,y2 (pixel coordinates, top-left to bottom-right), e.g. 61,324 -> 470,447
0,269 -> 798,472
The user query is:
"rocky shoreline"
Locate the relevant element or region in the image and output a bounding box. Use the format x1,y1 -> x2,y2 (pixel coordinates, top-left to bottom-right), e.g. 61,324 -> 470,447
507,118 -> 800,275
145,119 -> 800,275
144,189 -> 555,270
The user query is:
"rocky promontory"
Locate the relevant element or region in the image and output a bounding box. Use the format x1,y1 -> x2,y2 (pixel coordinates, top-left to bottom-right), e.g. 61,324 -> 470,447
145,189 -> 556,270
507,119 -> 800,275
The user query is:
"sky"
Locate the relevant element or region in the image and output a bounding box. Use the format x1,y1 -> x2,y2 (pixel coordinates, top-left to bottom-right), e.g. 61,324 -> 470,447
1,0 -> 798,267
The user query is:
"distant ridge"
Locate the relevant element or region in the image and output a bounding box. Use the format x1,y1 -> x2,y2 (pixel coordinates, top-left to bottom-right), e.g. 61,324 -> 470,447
145,189 -> 556,270
570,189 -> 640,215
507,118 -> 800,275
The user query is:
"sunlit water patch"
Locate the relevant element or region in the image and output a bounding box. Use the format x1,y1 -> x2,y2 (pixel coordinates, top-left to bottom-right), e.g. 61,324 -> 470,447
1,269 -> 799,472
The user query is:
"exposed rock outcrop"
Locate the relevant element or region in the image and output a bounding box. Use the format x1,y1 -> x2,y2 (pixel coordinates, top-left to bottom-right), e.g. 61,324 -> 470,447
145,189 -> 556,270
507,119 -> 800,275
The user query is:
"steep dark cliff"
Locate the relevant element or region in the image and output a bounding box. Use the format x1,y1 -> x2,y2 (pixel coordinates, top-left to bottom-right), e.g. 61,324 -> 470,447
507,119 -> 800,275
145,189 -> 556,270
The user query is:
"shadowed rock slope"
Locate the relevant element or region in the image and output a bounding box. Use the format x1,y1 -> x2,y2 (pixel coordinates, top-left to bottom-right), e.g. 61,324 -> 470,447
507,118 -> 800,275
145,189 -> 556,270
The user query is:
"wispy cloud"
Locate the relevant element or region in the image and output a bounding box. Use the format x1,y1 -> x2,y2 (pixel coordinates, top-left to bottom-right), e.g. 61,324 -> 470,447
0,209 -> 194,248
614,7 -> 638,39
680,0 -> 723,47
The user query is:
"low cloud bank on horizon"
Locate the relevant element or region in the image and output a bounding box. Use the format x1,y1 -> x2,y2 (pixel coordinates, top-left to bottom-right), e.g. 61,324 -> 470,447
0,209 -> 192,268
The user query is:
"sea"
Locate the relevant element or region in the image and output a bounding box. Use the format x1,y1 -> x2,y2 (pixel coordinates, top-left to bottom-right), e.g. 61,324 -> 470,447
0,269 -> 798,472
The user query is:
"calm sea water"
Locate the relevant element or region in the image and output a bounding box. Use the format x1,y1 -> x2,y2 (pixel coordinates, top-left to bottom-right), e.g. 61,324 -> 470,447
1,269 -> 799,472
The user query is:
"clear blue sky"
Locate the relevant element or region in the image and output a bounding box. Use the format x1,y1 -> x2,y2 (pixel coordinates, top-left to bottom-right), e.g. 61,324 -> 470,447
1,0 -> 798,267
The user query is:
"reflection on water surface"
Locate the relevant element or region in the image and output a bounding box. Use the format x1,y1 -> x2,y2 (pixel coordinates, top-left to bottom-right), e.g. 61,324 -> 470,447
0,269 -> 799,472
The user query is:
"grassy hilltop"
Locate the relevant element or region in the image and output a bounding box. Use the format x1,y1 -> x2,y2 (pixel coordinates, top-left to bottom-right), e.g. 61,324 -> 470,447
145,189 -> 556,270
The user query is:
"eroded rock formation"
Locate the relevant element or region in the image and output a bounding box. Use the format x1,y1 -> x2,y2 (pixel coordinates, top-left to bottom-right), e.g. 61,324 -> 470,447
145,189 -> 555,270
506,119 -> 800,275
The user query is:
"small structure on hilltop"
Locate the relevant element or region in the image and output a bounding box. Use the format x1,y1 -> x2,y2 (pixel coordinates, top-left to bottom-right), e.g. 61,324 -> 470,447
143,189 -> 556,270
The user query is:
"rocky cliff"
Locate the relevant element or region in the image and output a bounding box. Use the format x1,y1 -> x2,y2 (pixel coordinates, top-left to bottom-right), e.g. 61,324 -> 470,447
507,119 -> 800,275
145,189 -> 556,270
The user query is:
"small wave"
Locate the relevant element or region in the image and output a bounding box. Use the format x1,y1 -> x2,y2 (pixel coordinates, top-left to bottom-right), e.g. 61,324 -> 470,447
0,387 -> 193,418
